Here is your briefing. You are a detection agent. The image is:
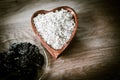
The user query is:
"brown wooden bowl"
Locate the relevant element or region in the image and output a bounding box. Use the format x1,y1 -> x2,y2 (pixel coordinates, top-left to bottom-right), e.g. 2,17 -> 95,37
31,6 -> 78,59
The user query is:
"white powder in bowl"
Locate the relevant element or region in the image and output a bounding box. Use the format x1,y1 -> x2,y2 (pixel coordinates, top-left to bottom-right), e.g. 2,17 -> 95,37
33,9 -> 75,50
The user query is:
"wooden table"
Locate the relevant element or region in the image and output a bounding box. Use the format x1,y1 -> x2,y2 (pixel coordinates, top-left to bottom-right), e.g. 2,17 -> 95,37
0,0 -> 120,80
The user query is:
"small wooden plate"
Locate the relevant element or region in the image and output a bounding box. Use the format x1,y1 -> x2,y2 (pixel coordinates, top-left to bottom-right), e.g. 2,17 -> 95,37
31,6 -> 78,59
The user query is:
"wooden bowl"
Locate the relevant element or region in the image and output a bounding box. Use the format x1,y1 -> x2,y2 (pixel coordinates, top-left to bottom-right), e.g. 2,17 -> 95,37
31,6 -> 78,59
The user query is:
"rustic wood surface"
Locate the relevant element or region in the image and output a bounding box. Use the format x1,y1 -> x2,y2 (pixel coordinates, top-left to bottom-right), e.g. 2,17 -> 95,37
0,0 -> 120,80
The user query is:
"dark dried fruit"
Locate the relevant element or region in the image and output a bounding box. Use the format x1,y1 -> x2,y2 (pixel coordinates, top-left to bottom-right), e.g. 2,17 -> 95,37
0,42 -> 44,80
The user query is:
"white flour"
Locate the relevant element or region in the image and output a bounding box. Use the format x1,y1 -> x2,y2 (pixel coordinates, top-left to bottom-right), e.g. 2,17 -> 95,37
33,9 -> 75,49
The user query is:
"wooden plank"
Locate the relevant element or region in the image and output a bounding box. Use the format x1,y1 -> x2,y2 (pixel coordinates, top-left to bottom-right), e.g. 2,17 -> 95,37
0,0 -> 120,80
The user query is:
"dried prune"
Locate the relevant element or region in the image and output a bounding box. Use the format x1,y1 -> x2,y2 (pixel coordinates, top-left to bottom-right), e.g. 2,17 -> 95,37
0,42 -> 44,80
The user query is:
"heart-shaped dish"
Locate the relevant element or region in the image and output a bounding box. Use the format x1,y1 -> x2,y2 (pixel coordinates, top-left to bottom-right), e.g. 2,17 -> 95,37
31,6 -> 78,59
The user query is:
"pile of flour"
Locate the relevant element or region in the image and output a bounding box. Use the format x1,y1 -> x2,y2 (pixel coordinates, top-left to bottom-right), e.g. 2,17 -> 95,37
33,9 -> 75,50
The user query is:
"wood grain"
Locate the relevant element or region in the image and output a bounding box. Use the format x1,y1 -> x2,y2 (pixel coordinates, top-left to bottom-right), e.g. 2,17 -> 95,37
0,0 -> 120,80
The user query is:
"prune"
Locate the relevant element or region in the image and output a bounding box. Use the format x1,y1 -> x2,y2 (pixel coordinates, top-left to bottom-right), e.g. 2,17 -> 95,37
0,42 -> 44,80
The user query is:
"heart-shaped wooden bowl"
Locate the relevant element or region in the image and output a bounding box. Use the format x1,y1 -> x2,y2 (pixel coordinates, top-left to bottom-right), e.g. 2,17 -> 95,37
31,6 -> 78,59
